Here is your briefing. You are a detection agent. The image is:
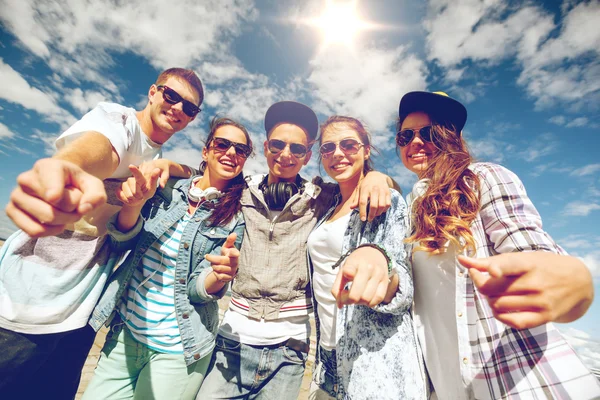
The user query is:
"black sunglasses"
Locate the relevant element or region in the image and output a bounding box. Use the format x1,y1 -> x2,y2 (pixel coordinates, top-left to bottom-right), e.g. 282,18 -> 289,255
396,126 -> 434,147
157,85 -> 201,118
211,137 -> 252,159
267,139 -> 309,158
319,138 -> 364,158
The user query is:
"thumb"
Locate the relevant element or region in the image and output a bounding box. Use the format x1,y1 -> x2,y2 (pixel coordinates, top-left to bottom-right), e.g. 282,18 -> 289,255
223,233 -> 237,249
150,168 -> 162,190
159,169 -> 170,188
458,255 -> 502,278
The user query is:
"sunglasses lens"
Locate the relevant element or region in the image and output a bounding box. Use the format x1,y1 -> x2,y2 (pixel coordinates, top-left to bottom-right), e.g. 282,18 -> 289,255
420,126 -> 433,143
340,139 -> 361,154
319,142 -> 336,156
396,130 -> 414,147
290,143 -> 307,157
234,143 -> 251,158
182,103 -> 200,117
213,138 -> 231,151
268,139 -> 286,153
162,87 -> 181,104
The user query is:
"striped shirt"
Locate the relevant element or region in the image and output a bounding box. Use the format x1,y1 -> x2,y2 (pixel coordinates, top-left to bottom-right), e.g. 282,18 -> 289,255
408,162 -> 600,399
119,213 -> 191,354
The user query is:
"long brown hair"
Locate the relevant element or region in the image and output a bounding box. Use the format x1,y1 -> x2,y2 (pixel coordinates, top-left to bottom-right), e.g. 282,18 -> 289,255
201,116 -> 253,227
398,117 -> 480,255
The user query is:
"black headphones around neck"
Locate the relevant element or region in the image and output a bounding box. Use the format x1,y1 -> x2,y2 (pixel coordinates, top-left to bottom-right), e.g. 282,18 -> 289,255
259,175 -> 304,211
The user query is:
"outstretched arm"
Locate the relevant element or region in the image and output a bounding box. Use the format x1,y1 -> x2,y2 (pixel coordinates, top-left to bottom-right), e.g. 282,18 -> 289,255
6,131 -> 118,237
470,164 -> 594,329
460,253 -> 593,329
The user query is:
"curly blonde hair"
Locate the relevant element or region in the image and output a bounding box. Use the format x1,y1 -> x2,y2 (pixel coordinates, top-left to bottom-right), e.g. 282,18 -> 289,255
398,119 -> 480,255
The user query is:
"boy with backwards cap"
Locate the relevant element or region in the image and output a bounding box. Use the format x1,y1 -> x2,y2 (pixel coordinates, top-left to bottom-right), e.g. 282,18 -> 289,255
197,101 -> 393,400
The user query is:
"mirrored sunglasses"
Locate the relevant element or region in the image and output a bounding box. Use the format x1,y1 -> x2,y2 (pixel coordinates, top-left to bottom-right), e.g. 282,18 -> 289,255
211,137 -> 252,159
157,85 -> 201,118
319,138 -> 364,158
267,139 -> 308,158
396,126 -> 433,147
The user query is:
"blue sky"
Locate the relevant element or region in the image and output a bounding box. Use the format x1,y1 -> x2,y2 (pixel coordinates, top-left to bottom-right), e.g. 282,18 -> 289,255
0,0 -> 599,368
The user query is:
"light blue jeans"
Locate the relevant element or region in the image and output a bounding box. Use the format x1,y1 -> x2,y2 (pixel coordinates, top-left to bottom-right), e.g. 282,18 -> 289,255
196,335 -> 307,400
82,325 -> 210,400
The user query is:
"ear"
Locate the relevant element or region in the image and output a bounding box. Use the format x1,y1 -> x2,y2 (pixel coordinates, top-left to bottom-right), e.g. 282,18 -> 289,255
303,150 -> 313,166
263,140 -> 269,157
364,145 -> 371,160
148,84 -> 158,102
202,146 -> 209,161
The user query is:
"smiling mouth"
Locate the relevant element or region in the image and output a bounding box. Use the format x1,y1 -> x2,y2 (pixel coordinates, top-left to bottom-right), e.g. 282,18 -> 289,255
220,159 -> 236,168
410,152 -> 429,159
331,163 -> 350,170
164,111 -> 180,123
276,161 -> 296,168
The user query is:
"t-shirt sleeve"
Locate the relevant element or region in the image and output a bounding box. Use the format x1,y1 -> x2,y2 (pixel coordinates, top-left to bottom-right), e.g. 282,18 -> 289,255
54,103 -> 130,162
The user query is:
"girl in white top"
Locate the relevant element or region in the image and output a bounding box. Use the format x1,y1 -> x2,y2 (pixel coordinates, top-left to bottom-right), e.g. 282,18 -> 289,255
307,116 -> 426,400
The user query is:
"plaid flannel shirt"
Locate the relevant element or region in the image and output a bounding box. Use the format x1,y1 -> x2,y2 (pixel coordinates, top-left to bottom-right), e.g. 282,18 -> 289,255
411,162 -> 600,399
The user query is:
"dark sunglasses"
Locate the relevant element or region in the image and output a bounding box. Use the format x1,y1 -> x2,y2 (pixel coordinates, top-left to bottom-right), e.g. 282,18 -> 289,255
156,85 -> 201,118
267,139 -> 309,158
211,137 -> 252,159
396,126 -> 434,147
319,138 -> 364,158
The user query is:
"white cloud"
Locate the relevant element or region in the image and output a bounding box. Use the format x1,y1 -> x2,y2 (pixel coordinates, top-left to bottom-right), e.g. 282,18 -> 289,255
565,117 -> 589,128
564,201 -> 600,217
306,44 -> 427,147
0,0 -> 258,86
0,59 -> 74,126
423,0 -> 600,109
0,121 -> 15,139
558,326 -> 600,370
549,115 -> 567,126
571,164 -> 600,177
64,88 -> 112,115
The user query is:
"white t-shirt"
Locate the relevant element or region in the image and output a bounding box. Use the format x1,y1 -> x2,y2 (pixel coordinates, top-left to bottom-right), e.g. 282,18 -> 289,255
56,102 -> 162,177
306,213 -> 350,350
0,102 -> 162,334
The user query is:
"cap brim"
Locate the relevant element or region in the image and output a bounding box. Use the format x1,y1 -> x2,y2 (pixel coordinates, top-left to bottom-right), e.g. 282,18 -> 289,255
399,91 -> 467,133
264,101 -> 319,141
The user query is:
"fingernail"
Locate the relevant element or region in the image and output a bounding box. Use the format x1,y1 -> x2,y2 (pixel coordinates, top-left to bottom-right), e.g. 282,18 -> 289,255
79,203 -> 93,214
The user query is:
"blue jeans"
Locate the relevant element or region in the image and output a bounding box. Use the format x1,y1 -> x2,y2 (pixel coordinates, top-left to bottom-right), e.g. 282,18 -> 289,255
312,346 -> 338,398
197,335 -> 307,400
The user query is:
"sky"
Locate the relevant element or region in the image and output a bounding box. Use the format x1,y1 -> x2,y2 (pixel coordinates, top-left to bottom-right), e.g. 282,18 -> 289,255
0,0 -> 599,369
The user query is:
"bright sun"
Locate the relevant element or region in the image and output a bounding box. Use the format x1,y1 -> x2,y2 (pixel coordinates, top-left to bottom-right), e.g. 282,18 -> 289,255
311,1 -> 369,47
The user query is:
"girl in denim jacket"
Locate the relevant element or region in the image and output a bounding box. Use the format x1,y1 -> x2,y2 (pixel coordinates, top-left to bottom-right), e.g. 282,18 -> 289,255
83,117 -> 253,400
306,116 -> 426,400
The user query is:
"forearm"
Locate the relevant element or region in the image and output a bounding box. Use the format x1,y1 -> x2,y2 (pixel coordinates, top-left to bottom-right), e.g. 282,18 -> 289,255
117,204 -> 144,232
204,271 -> 227,295
54,131 -> 119,180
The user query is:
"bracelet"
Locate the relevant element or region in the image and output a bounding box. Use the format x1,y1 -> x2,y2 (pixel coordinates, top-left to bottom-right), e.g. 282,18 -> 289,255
331,243 -> 394,276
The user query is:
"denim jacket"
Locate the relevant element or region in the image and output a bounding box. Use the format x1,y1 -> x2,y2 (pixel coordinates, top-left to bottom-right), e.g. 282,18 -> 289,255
308,189 -> 427,400
89,176 -> 245,366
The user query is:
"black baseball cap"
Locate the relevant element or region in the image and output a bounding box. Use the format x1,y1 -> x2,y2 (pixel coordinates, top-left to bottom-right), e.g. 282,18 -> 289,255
399,91 -> 467,133
264,101 -> 319,141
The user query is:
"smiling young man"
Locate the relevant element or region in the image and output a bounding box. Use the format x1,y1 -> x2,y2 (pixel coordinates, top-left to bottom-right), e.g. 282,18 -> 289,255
0,68 -> 203,399
198,101 -> 393,400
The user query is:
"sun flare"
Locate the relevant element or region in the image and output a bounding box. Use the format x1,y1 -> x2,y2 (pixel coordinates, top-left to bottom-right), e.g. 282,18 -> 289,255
311,1 -> 369,47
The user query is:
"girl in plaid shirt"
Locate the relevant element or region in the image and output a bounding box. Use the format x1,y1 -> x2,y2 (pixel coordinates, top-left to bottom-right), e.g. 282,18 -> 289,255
396,91 -> 599,399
